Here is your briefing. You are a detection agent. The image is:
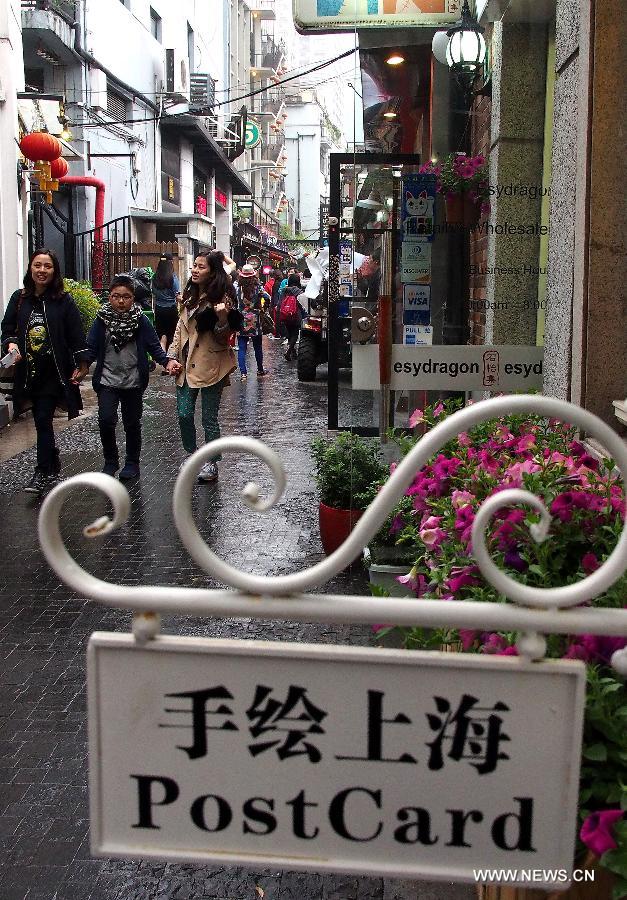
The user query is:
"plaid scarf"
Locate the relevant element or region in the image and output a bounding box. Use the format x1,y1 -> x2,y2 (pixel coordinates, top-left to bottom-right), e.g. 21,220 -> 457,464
97,302 -> 142,351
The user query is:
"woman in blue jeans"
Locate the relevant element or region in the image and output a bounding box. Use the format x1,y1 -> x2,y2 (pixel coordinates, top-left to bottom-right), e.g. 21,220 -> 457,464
235,265 -> 271,382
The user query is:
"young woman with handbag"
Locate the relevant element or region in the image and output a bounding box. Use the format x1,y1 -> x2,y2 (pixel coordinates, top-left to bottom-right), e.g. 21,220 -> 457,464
167,250 -> 243,483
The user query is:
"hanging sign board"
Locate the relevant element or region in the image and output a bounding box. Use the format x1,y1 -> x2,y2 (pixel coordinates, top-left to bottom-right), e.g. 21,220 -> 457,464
293,0 -> 462,33
353,345 -> 545,391
244,119 -> 261,150
88,634 -> 584,886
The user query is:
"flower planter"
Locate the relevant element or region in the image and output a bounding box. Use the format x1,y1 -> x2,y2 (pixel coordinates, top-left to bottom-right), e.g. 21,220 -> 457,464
363,547 -> 413,597
318,502 -> 363,557
475,855 -> 615,900
445,193 -> 481,228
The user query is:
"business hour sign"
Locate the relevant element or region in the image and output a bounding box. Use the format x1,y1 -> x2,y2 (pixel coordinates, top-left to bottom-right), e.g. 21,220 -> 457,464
293,0 -> 462,33
88,634 -> 583,885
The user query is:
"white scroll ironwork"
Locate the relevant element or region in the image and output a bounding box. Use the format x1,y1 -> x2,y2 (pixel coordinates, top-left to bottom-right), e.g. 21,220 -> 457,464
38,395 -> 627,671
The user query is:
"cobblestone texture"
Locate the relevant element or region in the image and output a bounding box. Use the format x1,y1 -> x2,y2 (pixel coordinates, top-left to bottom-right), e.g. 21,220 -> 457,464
0,343 -> 473,899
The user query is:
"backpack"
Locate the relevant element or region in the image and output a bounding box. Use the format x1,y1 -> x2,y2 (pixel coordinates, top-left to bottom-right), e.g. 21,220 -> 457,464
279,292 -> 299,323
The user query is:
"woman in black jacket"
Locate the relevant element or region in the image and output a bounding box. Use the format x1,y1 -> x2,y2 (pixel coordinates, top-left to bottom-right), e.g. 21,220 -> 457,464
1,248 -> 89,493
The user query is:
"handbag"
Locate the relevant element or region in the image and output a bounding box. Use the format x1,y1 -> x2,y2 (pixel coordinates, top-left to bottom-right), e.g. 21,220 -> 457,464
260,310 -> 275,335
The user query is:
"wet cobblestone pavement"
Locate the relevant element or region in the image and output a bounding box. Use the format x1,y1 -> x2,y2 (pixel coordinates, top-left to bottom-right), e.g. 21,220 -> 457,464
0,342 -> 472,900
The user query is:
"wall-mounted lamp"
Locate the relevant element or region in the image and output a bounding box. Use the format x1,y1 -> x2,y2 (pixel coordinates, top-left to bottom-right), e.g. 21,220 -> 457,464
432,0 -> 489,98
385,53 -> 405,66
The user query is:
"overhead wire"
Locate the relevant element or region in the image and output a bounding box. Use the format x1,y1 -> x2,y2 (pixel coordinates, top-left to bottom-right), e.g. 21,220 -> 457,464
67,47 -> 358,128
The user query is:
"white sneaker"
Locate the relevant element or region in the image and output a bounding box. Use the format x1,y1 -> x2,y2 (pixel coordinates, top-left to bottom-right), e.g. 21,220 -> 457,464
198,462 -> 218,483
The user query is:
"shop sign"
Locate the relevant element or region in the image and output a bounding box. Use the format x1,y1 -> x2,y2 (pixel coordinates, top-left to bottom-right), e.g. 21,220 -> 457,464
353,345 -> 545,391
88,634 -> 583,885
195,196 -> 207,216
214,188 -> 228,209
401,242 -> 431,283
245,120 -> 261,150
401,174 -> 437,242
293,0 -> 462,33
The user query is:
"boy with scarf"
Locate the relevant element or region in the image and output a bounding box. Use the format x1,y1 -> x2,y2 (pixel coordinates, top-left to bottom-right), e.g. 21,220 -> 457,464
76,275 -> 181,478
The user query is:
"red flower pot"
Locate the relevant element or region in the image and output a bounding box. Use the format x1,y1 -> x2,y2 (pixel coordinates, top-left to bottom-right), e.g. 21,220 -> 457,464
445,193 -> 481,228
318,502 -> 363,557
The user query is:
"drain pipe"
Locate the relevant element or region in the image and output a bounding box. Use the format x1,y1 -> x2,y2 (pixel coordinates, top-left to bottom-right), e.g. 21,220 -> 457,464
58,176 -> 107,290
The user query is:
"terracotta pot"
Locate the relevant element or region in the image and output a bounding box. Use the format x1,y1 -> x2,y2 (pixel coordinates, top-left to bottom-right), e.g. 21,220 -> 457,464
475,855 -> 615,900
445,193 -> 481,227
318,503 -> 363,557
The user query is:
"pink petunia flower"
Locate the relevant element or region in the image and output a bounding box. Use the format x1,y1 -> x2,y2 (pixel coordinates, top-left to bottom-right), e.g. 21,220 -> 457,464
409,408 -> 424,427
433,402 -> 445,417
581,552 -> 600,574
580,810 -> 624,858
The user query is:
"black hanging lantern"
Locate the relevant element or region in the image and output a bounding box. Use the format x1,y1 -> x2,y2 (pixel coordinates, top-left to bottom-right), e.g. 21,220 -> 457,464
446,0 -> 487,80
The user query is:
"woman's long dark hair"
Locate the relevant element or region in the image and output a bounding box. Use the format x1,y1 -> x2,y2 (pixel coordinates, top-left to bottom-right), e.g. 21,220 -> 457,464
152,255 -> 175,290
183,250 -> 229,308
22,248 -> 64,299
239,277 -> 258,301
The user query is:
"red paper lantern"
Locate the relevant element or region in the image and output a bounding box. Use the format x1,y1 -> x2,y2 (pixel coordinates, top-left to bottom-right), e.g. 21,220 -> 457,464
19,132 -> 62,163
50,157 -> 69,179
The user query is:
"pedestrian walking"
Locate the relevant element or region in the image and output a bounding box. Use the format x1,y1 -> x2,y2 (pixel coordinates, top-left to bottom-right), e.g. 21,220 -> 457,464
269,269 -> 285,340
151,252 -> 181,355
235,264 -> 271,381
279,273 -> 306,361
0,248 -> 89,494
74,275 -> 180,479
167,250 -> 243,483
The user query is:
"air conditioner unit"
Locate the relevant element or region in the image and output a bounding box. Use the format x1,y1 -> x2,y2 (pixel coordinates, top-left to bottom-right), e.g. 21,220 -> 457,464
164,48 -> 190,102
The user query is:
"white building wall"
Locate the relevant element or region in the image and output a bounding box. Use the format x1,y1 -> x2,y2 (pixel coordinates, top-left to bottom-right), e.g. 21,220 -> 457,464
0,0 -> 26,315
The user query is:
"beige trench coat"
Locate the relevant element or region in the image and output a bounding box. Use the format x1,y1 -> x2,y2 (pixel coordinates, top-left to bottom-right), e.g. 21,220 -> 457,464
168,299 -> 236,388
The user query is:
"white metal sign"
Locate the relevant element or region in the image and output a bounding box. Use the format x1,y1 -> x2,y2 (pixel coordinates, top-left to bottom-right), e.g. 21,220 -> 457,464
293,0 -> 462,33
89,635 -> 584,883
353,345 -> 544,390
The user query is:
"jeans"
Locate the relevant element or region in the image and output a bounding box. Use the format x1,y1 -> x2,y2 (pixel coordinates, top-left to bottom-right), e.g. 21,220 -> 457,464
31,393 -> 59,474
237,334 -> 264,375
285,321 -> 300,355
176,379 -> 224,458
98,386 -> 143,465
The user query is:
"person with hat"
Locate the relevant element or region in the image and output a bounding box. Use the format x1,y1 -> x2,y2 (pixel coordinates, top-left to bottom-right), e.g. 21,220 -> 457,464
235,264 -> 271,382
151,252 -> 181,355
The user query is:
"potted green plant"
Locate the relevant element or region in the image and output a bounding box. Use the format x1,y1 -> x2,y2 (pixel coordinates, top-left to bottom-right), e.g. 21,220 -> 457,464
373,397 -> 626,898
64,278 -> 101,333
311,432 -> 386,556
420,153 -> 490,226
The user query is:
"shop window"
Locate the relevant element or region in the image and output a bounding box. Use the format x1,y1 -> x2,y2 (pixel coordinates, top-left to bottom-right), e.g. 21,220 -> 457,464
150,7 -> 162,42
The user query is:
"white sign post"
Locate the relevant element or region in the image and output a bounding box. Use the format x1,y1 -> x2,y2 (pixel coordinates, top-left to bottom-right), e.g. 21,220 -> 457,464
89,635 -> 584,883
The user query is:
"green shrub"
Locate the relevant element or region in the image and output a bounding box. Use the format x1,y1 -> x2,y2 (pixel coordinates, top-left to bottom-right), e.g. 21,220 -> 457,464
64,278 -> 101,332
310,432 -> 386,510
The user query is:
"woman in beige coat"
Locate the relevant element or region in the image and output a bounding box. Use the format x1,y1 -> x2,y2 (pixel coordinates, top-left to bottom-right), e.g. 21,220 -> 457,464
167,250 -> 243,482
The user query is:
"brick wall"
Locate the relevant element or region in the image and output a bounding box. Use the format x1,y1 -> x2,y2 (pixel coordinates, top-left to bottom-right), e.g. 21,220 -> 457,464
469,93 -> 491,345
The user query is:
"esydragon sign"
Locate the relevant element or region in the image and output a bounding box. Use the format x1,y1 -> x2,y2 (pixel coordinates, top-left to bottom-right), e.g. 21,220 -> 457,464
353,345 -> 544,391
88,635 -> 584,884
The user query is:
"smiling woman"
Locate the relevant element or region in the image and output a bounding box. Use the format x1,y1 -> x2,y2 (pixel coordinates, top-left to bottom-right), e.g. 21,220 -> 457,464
0,248 -> 90,494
